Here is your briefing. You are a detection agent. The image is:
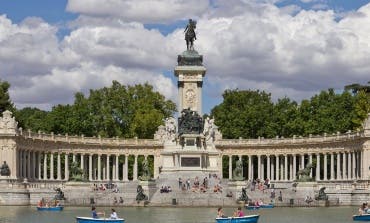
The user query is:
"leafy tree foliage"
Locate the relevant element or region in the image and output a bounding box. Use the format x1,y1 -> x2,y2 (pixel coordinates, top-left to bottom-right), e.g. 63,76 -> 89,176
18,81 -> 176,139
211,88 -> 369,139
15,107 -> 49,131
0,80 -> 14,114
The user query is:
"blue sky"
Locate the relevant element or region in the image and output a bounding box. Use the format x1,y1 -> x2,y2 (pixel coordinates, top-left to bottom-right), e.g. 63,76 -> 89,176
0,0 -> 370,115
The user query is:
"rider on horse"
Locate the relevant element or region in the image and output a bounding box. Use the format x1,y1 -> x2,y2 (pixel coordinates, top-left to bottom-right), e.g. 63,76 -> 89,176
184,19 -> 197,50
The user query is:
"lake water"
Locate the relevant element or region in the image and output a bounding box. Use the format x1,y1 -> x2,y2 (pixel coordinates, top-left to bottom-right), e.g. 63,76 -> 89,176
0,206 -> 358,223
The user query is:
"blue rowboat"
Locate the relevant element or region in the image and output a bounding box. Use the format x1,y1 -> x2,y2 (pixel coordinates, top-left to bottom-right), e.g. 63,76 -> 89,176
353,214 -> 370,221
260,204 -> 274,208
216,215 -> 259,223
245,206 -> 260,210
76,217 -> 125,223
37,206 -> 64,211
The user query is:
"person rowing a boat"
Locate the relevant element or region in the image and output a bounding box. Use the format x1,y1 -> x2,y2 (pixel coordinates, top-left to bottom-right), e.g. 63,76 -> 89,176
91,206 -> 105,219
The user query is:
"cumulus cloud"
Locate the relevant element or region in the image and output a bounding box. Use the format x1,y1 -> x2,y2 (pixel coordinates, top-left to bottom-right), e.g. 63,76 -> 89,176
66,0 -> 210,23
2,1 -> 370,112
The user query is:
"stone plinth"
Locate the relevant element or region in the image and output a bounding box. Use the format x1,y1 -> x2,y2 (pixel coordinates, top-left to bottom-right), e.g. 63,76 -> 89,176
139,180 -> 157,201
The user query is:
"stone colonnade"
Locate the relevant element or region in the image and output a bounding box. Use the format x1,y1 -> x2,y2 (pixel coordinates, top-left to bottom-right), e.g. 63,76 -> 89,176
16,149 -> 159,182
224,150 -> 363,181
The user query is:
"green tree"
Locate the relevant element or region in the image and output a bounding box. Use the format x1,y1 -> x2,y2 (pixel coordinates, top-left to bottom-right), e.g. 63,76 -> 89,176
0,80 -> 14,114
211,89 -> 274,139
15,107 -> 49,131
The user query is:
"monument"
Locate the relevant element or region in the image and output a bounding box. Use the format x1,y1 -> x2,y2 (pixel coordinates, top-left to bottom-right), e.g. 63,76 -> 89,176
157,19 -> 221,174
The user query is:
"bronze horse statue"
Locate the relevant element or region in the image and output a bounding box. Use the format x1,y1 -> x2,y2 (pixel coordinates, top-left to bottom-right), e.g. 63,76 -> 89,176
184,19 -> 197,50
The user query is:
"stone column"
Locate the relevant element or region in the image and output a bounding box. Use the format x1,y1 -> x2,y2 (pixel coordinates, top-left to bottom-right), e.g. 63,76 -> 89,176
80,154 -> 84,170
343,152 -> 347,180
38,152 -> 42,180
330,153 -> 334,180
316,153 -> 320,181
133,155 -> 138,181
248,155 -> 252,180
106,154 -> 110,180
153,155 -> 159,179
228,155 -> 233,179
115,155 -> 119,181
352,152 -> 356,179
275,155 -> 279,181
347,152 -> 352,179
57,153 -> 61,180
97,154 -> 101,181
89,154 -> 93,181
27,151 -> 31,179
72,154 -> 76,163
123,155 -> 129,181
323,153 -> 327,181
293,154 -> 297,181
300,154 -> 305,170
271,158 -> 275,181
284,154 -> 288,181
22,151 -> 26,178
32,151 -> 36,180
266,155 -> 270,180
43,153 -> 47,180
65,154 -> 69,181
336,153 -> 341,180
309,154 -> 313,177
50,153 -> 54,180
257,155 -> 261,180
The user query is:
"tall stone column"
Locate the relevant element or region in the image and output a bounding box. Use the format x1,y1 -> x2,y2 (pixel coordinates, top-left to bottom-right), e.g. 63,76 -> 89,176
27,151 -> 31,179
261,157 -> 265,180
309,154 -> 313,177
133,155 -> 138,181
153,154 -> 160,179
43,153 -> 47,180
293,154 -> 297,181
50,153 -> 54,180
347,152 -> 352,179
330,153 -> 334,180
97,154 -> 101,181
257,155 -> 261,180
106,154 -> 110,180
352,152 -> 356,179
284,154 -> 288,181
89,154 -> 93,181
248,155 -> 252,180
80,154 -> 84,170
123,155 -> 129,181
343,152 -> 347,180
115,154 -> 119,181
57,153 -> 61,180
32,151 -> 36,179
22,151 -> 26,178
300,154 -> 305,170
38,152 -> 42,180
316,153 -> 320,181
323,153 -> 327,181
266,155 -> 270,180
229,155 -> 232,180
336,153 -> 341,180
271,158 -> 275,181
275,155 -> 279,181
65,153 -> 69,181
72,154 -> 76,163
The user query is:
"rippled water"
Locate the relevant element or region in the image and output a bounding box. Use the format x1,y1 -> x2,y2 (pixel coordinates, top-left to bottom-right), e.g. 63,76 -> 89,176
0,206 -> 358,223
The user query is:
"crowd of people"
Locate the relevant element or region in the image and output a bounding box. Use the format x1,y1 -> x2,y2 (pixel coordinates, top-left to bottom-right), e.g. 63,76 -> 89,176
160,185 -> 172,193
176,174 -> 222,193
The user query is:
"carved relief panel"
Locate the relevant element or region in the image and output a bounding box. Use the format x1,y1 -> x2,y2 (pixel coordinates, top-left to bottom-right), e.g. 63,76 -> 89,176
183,82 -> 197,111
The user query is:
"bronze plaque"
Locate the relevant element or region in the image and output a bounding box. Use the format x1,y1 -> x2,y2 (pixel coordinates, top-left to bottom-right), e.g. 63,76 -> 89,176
181,157 -> 200,167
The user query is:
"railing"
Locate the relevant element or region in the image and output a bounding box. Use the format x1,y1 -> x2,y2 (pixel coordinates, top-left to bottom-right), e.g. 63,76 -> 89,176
216,131 -> 365,146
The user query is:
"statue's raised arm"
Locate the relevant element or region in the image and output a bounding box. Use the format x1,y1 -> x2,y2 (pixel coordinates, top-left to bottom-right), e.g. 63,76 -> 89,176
184,19 -> 197,50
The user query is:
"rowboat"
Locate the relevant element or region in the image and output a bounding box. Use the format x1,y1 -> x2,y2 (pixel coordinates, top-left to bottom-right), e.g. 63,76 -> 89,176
216,215 -> 259,223
260,204 -> 274,208
353,214 -> 370,221
245,206 -> 260,210
76,217 -> 125,223
37,206 -> 64,211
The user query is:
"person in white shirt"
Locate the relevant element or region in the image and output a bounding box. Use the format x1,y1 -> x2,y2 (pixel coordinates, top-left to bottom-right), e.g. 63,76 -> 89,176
110,209 -> 118,219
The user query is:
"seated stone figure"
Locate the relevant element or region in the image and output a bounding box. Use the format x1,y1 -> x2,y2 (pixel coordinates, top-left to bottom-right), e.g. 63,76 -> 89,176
296,163 -> 313,182
315,187 -> 328,200
0,161 -> 10,176
136,185 -> 148,201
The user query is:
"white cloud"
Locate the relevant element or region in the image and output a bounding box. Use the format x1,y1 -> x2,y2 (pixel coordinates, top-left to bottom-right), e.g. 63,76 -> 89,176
66,0 -> 210,23
2,1 -> 370,112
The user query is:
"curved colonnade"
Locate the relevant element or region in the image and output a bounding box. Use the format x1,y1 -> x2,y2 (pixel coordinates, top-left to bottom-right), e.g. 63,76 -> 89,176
12,129 -> 369,183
